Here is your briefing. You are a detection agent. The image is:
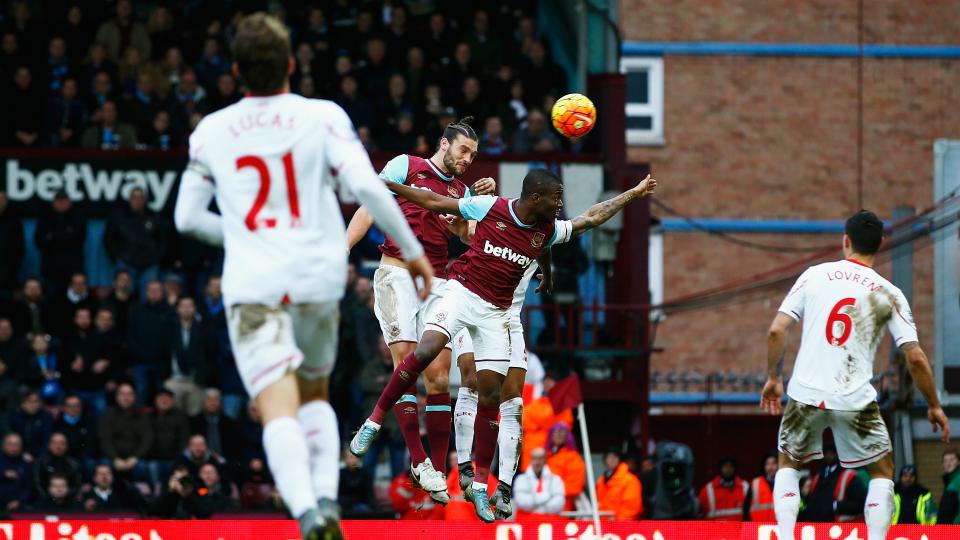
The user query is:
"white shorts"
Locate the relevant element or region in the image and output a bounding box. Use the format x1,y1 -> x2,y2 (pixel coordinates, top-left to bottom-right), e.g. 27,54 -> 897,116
778,399 -> 892,468
373,264 -> 451,349
227,302 -> 338,398
425,280 -> 517,376
452,317 -> 527,376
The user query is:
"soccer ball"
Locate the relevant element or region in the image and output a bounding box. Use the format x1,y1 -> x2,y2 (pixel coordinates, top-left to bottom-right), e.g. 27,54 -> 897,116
551,93 -> 597,138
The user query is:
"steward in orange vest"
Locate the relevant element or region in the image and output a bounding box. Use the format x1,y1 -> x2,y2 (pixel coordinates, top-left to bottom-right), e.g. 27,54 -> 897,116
746,452 -> 779,522
698,457 -> 748,521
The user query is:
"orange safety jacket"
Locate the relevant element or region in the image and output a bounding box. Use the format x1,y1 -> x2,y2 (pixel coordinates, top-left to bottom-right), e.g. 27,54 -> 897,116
749,476 -> 775,522
699,476 -> 748,521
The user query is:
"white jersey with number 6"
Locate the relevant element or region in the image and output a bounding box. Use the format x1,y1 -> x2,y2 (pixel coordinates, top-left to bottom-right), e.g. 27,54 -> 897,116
176,93 -> 422,306
778,258 -> 918,411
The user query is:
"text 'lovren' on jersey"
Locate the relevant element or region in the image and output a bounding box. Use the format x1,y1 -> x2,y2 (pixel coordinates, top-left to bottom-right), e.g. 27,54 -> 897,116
448,196 -> 560,309
778,258 -> 918,411
378,154 -> 469,278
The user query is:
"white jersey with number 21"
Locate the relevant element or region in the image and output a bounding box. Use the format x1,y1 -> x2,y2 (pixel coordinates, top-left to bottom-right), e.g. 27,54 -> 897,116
778,258 -> 917,411
181,93 -> 421,306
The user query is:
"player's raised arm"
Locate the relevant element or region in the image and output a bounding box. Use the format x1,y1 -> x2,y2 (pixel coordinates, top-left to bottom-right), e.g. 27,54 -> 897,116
569,174 -> 658,236
386,181 -> 464,216
174,140 -> 224,246
345,206 -> 373,251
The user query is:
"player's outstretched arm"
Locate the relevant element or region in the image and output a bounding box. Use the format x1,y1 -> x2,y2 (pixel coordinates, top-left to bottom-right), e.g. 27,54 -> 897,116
902,342 -> 950,442
569,174 -> 658,236
385,180 -> 464,217
345,206 -> 374,251
535,249 -> 553,294
174,163 -> 224,246
760,312 -> 795,415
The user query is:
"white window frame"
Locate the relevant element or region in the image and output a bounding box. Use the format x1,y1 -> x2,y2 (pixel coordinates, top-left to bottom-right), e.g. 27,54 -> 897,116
620,57 -> 664,146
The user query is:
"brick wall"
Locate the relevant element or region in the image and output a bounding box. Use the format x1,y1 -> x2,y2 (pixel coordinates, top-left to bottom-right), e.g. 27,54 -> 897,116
620,1 -> 959,376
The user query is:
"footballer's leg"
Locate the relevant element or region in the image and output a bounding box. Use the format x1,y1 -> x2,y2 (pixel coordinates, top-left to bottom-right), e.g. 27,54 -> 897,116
835,403 -> 894,540
423,349 -> 453,476
471,367 -> 504,523
229,303 -> 319,536
293,303 -> 343,540
491,366 -> 526,520
454,344 -> 478,499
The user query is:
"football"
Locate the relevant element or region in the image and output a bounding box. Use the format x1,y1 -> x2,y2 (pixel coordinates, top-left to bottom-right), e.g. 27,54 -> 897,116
550,93 -> 597,138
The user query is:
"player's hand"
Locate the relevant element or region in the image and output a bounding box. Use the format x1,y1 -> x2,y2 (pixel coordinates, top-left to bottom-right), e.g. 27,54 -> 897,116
406,255 -> 434,302
473,177 -> 497,195
633,174 -> 658,197
535,273 -> 553,294
929,406 -> 951,443
760,377 -> 784,415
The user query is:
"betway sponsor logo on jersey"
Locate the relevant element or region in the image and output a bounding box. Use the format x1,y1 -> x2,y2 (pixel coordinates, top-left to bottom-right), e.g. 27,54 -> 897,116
483,240 -> 533,266
5,159 -> 176,211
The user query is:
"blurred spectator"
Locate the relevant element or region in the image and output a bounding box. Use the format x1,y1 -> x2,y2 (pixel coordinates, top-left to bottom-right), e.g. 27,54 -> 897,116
0,191 -> 24,293
297,75 -> 317,99
43,37 -> 74,95
544,422 -> 585,511
61,308 -> 110,415
90,308 -> 124,392
0,359 -> 18,435
95,0 -> 151,62
340,9 -> 376,61
23,334 -> 63,405
0,33 -> 23,81
745,452 -> 777,522
151,463 -> 232,519
301,7 -> 332,61
382,112 -> 421,153
520,41 -> 566,106
35,194 -> 86,297
122,70 -> 176,141
383,74 -> 412,127
8,67 -> 43,147
174,69 -> 209,119
456,78 -> 490,128
597,448 -> 643,521
116,43 -> 145,97
939,448 -> 960,524
504,79 -> 529,134
893,464 -> 936,525
422,12 -> 453,71
190,388 -> 240,461
358,39 -> 391,100
236,402 -> 265,475
32,473 -> 80,513
698,457 -> 747,521
44,78 -> 86,147
404,47 -> 428,111
83,463 -> 144,513
359,338 -> 406,478
210,74 -> 240,112
446,43 -> 478,100
54,394 -> 98,467
383,6 -> 412,65
9,278 -> 52,338
81,100 -> 137,149
522,374 -> 573,471
101,270 -> 134,338
337,75 -> 373,129
638,454 -> 657,515
98,382 -> 151,480
147,6 -> 177,61
357,126 -> 377,152
50,272 -> 98,339
159,47 -> 185,91
105,188 -> 168,295
162,273 -> 183,309
140,110 -> 180,150
466,10 -> 503,73
11,391 -> 55,459
164,297 -> 212,416
147,388 -> 190,488
800,444 -> 865,522
514,447 -> 565,519
6,4 -> 38,54
85,72 -> 117,118
126,281 -> 172,404
80,44 -> 117,95
33,433 -> 82,500
479,116 -> 508,155
512,109 -> 560,153
339,449 -> 373,515
389,471 -> 442,520
193,38 -> 229,93
292,42 -> 318,95
174,434 -> 226,481
0,433 -> 33,513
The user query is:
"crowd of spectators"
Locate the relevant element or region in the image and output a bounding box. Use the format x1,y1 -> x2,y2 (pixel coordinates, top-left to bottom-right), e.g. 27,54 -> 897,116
2,0 -> 571,154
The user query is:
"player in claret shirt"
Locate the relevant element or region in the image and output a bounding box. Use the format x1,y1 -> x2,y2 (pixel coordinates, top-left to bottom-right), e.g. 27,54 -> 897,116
350,168 -> 658,521
344,117 -> 495,504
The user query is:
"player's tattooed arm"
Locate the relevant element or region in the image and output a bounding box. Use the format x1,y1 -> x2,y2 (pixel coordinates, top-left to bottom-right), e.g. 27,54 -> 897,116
535,249 -> 553,294
760,312 -> 795,415
569,174 -> 658,236
384,180 -> 463,216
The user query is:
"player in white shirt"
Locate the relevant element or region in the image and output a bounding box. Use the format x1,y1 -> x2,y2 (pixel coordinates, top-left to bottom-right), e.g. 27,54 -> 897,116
760,210 -> 950,540
442,176 -> 659,519
173,13 -> 431,540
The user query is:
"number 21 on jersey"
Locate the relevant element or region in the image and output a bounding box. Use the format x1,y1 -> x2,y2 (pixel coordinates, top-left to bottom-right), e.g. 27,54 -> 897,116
238,151 -> 301,231
826,297 -> 856,347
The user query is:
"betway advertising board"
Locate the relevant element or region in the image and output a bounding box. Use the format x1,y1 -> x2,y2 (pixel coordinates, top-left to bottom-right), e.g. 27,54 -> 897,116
0,520 -> 953,540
